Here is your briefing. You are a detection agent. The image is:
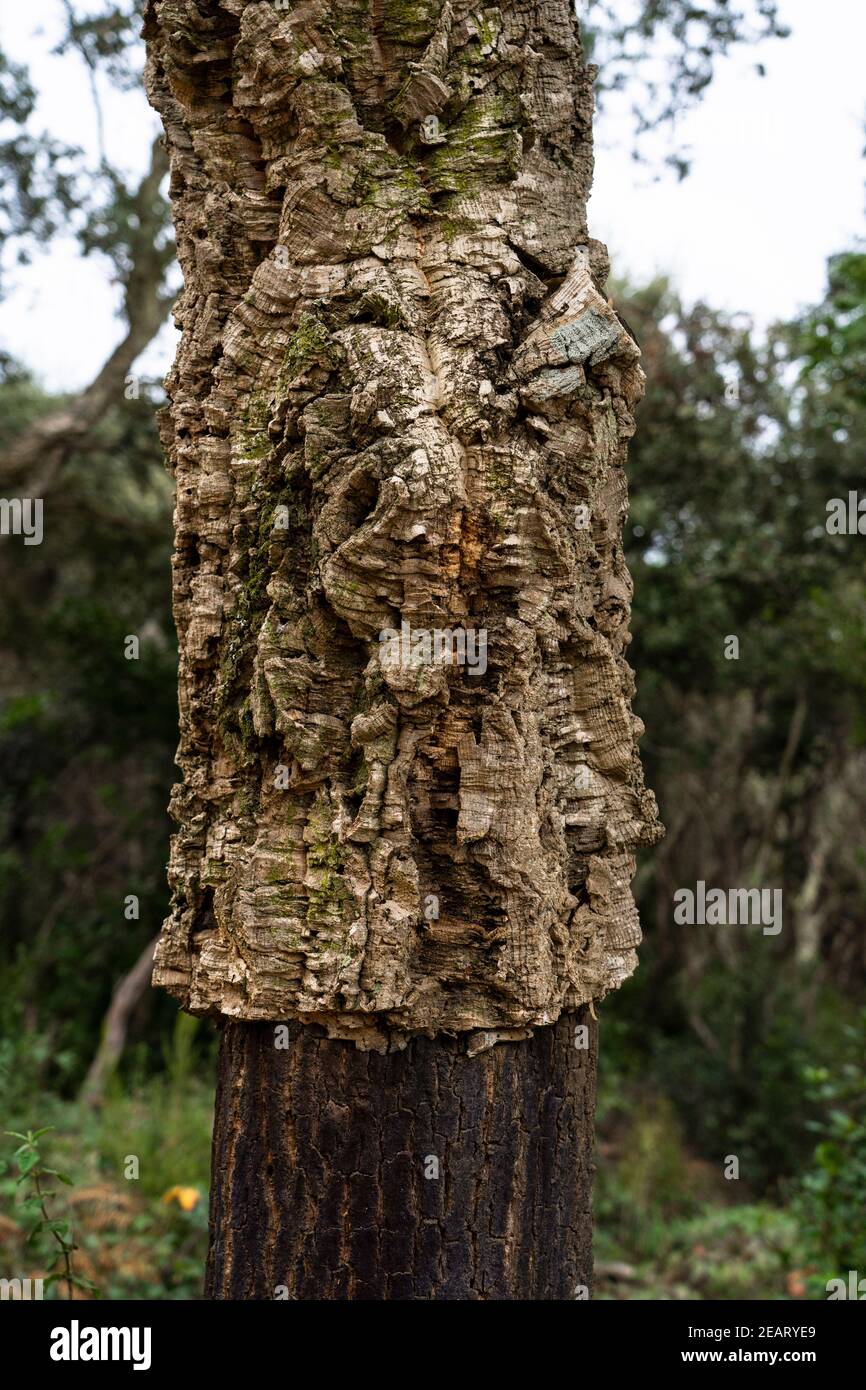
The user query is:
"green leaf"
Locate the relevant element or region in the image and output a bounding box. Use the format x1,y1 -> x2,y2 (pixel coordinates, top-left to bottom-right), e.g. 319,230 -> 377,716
41,1167 -> 74,1185
70,1274 -> 99,1294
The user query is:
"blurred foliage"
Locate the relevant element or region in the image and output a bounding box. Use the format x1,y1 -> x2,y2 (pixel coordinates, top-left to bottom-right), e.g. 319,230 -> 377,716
0,49 -> 84,283
601,948 -> 832,1193
588,229 -> 866,1296
0,376 -> 182,1096
0,1020 -> 213,1300
0,2 -> 172,316
796,1010 -> 866,1286
1,1125 -> 97,1298
596,1199 -> 808,1300
54,0 -> 144,92
582,0 -> 788,175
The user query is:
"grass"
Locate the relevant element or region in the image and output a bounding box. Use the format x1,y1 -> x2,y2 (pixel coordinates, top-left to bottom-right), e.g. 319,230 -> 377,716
0,1016 -> 213,1300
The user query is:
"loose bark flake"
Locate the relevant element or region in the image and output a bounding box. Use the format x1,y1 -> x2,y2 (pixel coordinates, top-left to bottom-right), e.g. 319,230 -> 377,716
146,0 -> 662,1050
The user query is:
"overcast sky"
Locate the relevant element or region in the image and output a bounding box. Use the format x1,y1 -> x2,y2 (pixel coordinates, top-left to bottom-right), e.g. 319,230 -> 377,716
1,0 -> 864,392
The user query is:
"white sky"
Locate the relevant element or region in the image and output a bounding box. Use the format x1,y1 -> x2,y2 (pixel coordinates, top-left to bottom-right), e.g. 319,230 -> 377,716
1,0 -> 864,392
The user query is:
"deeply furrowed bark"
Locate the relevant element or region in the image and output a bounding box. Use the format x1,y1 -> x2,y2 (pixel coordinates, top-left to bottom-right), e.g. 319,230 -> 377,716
206,1008 -> 595,1299
145,0 -> 661,1045
145,0 -> 661,1298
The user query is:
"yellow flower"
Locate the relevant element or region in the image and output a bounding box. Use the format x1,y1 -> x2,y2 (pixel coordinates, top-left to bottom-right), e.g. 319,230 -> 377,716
161,1185 -> 200,1211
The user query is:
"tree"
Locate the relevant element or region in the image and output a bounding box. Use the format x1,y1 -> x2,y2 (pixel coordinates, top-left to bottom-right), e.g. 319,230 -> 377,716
144,0 -> 659,1300
0,0 -> 778,1137
603,248 -> 866,1189
0,366 -> 178,1101
0,2 -> 175,498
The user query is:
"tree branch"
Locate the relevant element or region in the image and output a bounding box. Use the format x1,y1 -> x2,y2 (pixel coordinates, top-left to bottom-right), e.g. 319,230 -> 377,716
1,138 -> 172,496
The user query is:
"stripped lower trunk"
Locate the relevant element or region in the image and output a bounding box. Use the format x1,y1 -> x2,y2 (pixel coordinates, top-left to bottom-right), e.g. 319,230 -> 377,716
206,1009 -> 595,1300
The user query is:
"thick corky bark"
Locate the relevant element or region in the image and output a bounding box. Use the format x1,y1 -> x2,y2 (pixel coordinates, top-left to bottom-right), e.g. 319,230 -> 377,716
145,0 -> 661,1048
206,1008 -> 595,1299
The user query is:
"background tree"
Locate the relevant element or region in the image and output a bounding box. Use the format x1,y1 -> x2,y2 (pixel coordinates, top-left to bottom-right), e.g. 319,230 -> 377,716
582,0 -> 788,175
0,1 -> 175,497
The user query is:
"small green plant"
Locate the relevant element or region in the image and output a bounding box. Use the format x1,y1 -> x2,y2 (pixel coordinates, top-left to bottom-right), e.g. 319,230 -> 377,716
797,1010 -> 866,1283
5,1127 -> 98,1299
